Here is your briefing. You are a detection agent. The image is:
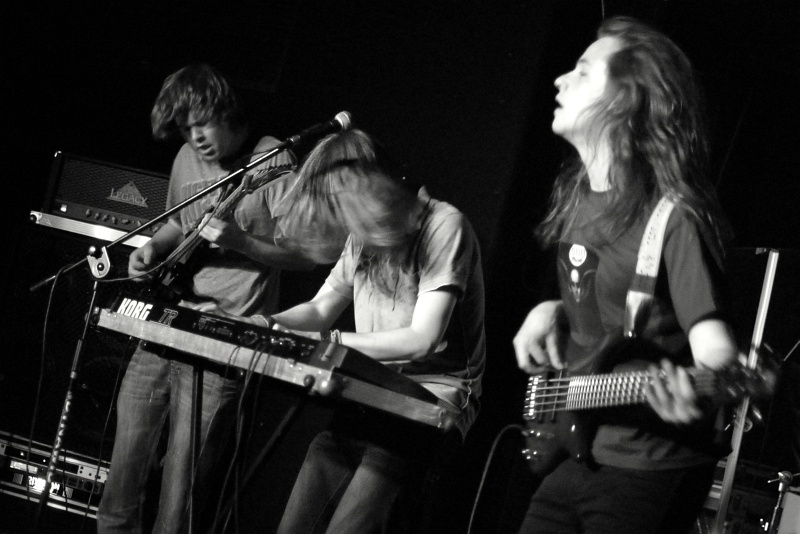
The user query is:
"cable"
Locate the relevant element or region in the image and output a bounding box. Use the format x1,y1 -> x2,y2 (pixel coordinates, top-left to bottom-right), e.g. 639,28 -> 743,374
24,264 -> 66,516
467,423 -> 526,534
208,345 -> 268,533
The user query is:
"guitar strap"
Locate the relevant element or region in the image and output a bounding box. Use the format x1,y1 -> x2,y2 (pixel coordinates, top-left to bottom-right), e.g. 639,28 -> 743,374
623,196 -> 676,338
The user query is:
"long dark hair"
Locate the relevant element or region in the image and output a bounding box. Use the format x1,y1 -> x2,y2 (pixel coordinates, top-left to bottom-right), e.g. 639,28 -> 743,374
538,16 -> 732,251
150,63 -> 246,140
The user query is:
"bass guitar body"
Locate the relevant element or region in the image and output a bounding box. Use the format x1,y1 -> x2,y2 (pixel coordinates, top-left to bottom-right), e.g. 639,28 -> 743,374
522,369 -> 595,477
520,332 -> 639,477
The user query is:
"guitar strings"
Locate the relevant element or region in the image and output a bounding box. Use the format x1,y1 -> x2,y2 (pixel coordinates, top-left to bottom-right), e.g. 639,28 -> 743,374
524,369 -> 723,418
525,372 -> 652,416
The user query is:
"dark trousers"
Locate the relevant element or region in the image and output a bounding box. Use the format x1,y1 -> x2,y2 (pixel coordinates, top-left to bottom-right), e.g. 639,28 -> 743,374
277,405 -> 461,534
519,458 -> 716,534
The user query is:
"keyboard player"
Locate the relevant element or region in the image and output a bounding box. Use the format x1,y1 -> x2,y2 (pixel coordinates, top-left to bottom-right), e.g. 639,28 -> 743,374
196,128 -> 487,533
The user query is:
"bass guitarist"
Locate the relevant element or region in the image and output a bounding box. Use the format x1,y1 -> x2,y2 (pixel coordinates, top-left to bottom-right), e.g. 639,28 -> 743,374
512,17 -> 741,534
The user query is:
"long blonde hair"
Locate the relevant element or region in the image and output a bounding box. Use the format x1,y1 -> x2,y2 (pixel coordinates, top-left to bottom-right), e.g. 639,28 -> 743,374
277,129 -> 425,292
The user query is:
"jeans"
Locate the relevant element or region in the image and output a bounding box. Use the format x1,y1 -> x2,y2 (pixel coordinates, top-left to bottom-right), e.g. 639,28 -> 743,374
277,406 -> 457,534
96,343 -> 240,534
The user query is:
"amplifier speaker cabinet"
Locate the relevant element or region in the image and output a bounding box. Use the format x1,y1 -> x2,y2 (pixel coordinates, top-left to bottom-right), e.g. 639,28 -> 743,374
33,151 -> 169,248
0,221 -> 142,463
1,152 -> 169,462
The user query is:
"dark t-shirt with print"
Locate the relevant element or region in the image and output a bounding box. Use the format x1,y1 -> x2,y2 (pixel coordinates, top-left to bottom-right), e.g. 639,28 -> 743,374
558,190 -> 730,470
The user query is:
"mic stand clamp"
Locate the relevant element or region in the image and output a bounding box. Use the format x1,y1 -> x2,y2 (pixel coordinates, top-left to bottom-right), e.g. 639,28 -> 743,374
87,245 -> 112,279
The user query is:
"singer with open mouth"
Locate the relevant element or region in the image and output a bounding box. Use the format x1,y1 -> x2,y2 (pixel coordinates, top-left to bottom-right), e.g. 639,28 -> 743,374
512,16 -> 741,534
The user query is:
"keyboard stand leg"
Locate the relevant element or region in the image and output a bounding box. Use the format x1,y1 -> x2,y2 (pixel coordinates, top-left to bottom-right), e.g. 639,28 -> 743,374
188,365 -> 203,534
211,380 -> 315,532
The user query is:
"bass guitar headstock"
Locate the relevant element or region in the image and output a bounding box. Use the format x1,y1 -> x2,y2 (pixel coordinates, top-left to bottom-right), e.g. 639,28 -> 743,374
708,358 -> 778,405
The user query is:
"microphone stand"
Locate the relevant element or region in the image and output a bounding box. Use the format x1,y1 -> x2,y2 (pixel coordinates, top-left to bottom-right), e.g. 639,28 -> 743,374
767,471 -> 798,534
28,143 -> 292,532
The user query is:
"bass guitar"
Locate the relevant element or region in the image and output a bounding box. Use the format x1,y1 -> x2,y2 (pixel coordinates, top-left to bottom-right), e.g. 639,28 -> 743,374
153,163 -> 294,300
521,332 -> 775,477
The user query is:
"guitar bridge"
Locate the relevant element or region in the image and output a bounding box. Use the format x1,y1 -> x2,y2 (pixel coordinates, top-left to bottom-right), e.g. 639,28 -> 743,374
522,372 -> 561,423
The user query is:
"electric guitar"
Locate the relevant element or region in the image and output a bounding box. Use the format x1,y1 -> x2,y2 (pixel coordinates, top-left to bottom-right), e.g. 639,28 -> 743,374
153,163 -> 295,300
521,332 -> 775,477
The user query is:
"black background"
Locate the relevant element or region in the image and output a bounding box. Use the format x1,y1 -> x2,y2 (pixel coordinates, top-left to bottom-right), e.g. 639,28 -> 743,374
2,1 -> 798,532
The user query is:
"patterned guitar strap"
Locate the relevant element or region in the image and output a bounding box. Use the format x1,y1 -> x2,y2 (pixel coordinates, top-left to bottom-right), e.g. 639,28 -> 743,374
624,197 -> 676,338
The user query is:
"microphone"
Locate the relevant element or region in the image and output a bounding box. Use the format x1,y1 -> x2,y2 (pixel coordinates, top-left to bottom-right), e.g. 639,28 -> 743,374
284,111 -> 352,147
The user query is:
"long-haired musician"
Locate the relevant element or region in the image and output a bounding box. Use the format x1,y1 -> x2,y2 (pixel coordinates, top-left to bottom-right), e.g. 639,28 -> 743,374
257,128 -> 486,533
512,16 -> 739,534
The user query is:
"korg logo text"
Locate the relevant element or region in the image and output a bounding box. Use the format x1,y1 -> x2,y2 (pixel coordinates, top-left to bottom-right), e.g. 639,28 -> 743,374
116,298 -> 153,320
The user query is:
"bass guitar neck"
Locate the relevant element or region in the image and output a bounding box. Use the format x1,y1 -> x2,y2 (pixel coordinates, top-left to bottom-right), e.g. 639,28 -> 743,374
520,339 -> 774,477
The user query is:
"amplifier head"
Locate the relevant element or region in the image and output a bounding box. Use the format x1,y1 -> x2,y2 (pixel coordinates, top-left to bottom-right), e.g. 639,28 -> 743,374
42,151 -> 169,238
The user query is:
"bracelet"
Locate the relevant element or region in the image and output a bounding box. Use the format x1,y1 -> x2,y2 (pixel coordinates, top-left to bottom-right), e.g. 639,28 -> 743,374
320,329 -> 341,344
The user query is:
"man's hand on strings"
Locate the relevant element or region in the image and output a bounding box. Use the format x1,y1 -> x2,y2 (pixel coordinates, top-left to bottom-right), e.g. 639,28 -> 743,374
198,215 -> 245,251
127,218 -> 184,280
128,243 -> 158,280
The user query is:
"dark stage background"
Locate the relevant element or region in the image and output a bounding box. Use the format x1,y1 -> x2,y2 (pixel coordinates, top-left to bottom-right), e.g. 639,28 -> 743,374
2,1 -> 798,533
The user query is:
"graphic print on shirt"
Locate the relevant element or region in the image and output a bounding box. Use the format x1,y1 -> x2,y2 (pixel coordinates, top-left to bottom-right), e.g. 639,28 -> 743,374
179,177 -> 225,231
558,242 -> 605,346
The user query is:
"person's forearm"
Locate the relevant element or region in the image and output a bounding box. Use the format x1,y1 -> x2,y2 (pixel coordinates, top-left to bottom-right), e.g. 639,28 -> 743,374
338,328 -> 442,361
272,302 -> 337,332
688,318 -> 739,370
149,219 -> 184,257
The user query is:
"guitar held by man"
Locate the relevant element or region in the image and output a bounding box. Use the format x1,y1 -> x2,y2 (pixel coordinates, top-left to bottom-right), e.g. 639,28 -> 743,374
152,162 -> 295,299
